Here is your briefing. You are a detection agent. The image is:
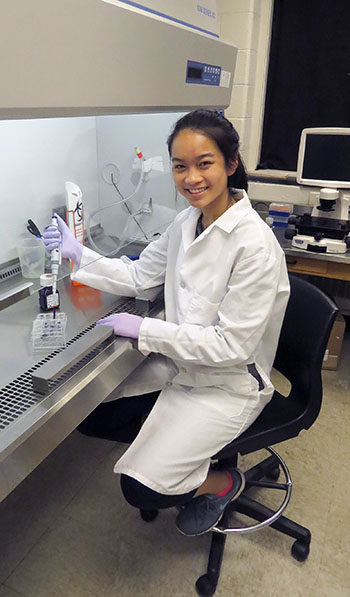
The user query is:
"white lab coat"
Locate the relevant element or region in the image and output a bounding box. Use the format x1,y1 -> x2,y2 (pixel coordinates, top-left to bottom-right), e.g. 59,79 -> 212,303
73,191 -> 290,494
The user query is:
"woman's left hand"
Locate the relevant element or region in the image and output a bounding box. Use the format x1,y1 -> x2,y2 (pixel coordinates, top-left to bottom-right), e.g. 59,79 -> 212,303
96,313 -> 143,339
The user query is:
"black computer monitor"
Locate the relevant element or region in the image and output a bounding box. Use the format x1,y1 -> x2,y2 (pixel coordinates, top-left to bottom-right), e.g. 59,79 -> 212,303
297,128 -> 350,189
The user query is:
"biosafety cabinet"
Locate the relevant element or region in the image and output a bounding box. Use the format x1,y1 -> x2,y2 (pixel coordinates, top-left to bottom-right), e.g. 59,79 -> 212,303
0,0 -> 236,119
0,0 -> 237,502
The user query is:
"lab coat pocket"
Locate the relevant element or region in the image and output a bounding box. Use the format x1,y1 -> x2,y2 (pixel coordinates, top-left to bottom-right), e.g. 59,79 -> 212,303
186,373 -> 259,420
197,369 -> 256,394
184,293 -> 220,327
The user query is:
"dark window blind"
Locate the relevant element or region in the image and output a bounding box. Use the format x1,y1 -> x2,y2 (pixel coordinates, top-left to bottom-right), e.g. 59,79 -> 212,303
258,0 -> 350,171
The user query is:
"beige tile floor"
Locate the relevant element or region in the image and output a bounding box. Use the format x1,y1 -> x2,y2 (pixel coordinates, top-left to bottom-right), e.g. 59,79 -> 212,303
0,333 -> 349,597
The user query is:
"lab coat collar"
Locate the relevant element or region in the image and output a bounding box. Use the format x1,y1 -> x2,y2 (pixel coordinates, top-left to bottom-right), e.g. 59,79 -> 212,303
212,190 -> 252,234
181,206 -> 201,251
182,190 -> 252,245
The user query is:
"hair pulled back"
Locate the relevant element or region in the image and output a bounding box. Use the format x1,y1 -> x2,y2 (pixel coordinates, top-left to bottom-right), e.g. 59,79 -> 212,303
167,109 -> 248,191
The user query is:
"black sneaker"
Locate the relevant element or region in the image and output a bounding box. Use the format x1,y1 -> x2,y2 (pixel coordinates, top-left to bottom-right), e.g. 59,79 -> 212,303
175,468 -> 245,536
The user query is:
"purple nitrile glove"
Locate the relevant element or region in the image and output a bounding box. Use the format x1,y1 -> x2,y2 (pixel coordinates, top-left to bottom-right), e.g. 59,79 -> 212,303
43,213 -> 83,266
95,313 -> 143,339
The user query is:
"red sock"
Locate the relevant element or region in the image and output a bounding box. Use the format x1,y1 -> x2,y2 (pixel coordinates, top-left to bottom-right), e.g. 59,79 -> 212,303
216,472 -> 233,497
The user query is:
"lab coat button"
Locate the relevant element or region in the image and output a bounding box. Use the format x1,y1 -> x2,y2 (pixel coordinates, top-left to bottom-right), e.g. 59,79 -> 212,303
166,381 -> 172,387
180,281 -> 186,288
180,367 -> 187,373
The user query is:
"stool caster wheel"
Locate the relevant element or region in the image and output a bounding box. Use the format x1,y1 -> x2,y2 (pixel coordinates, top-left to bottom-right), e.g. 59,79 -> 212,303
195,574 -> 217,597
140,509 -> 158,522
291,540 -> 310,562
265,466 -> 280,481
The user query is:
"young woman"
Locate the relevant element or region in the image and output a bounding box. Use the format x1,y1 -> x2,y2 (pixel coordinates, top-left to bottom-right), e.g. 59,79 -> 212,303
43,110 -> 290,536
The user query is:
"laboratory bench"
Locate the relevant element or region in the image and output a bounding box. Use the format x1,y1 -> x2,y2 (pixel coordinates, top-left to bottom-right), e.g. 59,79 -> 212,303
0,270 -> 163,503
282,240 -> 350,281
250,200 -> 350,282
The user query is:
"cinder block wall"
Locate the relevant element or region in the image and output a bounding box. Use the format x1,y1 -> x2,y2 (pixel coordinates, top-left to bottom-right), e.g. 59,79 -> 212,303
217,0 -> 272,170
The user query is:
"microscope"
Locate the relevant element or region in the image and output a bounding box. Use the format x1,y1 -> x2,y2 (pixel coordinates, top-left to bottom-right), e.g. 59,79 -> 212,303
286,188 -> 350,254
285,128 -> 350,254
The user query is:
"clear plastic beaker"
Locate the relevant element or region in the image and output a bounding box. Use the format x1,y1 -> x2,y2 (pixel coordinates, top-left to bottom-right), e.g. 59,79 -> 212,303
17,235 -> 45,279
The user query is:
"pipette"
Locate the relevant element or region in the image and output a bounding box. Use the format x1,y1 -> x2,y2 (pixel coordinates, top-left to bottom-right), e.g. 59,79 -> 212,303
50,216 -> 61,314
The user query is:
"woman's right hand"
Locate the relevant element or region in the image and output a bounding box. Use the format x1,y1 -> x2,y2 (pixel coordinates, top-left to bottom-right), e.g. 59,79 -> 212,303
43,213 -> 83,266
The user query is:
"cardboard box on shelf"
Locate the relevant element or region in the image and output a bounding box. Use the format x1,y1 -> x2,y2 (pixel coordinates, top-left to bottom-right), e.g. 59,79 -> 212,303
322,312 -> 346,370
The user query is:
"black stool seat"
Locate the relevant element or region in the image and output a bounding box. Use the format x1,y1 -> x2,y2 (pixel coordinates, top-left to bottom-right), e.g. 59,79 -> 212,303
215,390 -> 307,458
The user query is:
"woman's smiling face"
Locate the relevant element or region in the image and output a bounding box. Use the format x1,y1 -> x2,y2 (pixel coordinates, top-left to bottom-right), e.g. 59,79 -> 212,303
171,129 -> 237,214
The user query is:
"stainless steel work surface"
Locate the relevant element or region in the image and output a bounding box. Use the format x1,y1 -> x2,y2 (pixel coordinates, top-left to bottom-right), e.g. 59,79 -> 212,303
31,326 -> 115,394
0,274 -> 121,387
0,272 -> 163,502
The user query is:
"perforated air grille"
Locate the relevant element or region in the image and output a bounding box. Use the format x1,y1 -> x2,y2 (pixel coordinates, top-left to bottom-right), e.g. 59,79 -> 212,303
0,299 -> 142,431
0,263 -> 21,281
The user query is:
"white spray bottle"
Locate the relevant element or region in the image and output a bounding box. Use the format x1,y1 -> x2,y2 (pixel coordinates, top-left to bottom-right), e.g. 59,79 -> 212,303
65,182 -> 84,245
65,182 -> 84,282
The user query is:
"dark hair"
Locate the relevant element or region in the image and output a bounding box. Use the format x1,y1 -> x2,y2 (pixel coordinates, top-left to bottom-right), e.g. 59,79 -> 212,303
167,109 -> 248,191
